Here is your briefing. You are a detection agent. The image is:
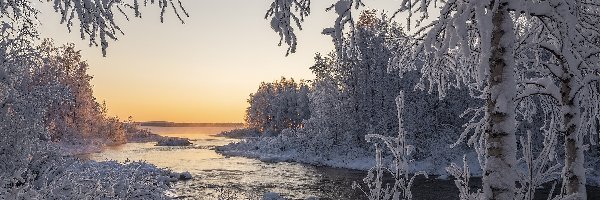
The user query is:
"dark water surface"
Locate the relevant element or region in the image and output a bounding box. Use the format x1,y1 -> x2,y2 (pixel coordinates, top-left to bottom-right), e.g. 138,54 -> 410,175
87,126 -> 600,199
88,126 -> 366,199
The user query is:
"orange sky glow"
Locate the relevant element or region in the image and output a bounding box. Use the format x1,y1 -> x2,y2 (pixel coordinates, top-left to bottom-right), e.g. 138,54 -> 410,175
37,1 -> 400,123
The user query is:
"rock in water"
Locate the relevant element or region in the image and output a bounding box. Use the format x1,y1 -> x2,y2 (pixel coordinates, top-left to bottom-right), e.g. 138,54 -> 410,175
179,171 -> 193,180
155,137 -> 192,146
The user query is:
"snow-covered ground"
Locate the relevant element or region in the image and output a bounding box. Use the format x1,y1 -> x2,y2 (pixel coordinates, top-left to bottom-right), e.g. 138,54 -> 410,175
216,130 -> 482,176
217,129 -> 600,188
1,127 -> 197,199
218,140 -> 376,171
0,152 -> 183,199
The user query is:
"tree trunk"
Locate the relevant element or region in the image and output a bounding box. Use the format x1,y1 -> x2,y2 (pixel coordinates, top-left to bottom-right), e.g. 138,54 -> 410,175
483,2 -> 518,199
562,76 -> 587,199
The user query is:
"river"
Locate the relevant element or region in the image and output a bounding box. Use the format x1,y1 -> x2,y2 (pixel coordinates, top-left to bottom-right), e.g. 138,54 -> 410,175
87,126 -> 600,200
87,126 -> 367,199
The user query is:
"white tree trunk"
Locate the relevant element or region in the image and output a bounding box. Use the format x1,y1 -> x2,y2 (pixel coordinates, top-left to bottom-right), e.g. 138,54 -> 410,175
562,76 -> 587,199
483,2 -> 518,199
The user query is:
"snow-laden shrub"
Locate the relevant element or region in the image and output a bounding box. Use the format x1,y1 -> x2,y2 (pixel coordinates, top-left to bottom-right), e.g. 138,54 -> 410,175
1,156 -> 174,199
354,92 -> 427,200
446,156 -> 483,200
38,40 -> 126,146
245,77 -> 311,135
514,130 -> 562,200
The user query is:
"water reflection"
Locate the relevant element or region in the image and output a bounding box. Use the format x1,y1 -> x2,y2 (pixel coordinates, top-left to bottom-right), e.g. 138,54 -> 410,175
87,126 -> 365,199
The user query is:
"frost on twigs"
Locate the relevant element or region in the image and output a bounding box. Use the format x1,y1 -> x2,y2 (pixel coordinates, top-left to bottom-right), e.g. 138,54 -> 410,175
49,0 -> 189,56
515,130 -> 562,200
266,0 -> 370,56
322,0 -> 362,59
1,0 -> 189,56
446,155 -> 482,200
511,2 -> 600,197
355,92 -> 427,200
266,0 -> 311,56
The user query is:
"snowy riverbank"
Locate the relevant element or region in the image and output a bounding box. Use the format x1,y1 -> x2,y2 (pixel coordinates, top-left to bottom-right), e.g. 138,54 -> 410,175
0,128 -> 198,199
216,129 -> 600,188
215,130 -> 482,176
1,144 -> 188,199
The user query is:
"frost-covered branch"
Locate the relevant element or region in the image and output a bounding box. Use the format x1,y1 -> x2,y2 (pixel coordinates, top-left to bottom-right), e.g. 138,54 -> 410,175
266,0 -> 311,56
0,0 -> 189,56
359,92 -> 427,200
446,155 -> 483,200
50,0 -> 189,56
515,130 -> 562,200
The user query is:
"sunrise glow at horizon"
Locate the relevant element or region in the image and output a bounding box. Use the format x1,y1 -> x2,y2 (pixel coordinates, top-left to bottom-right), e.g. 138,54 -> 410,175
37,1 -> 399,123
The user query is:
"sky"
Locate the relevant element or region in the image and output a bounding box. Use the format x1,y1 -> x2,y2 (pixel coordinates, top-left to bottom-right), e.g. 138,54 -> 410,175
37,1 -> 401,123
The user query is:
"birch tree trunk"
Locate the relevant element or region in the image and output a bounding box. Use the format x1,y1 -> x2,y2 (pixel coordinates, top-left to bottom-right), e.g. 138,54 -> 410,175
562,76 -> 587,199
483,2 -> 518,199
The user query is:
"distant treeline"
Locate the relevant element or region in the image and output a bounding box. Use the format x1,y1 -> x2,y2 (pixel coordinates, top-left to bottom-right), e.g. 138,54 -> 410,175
139,121 -> 244,127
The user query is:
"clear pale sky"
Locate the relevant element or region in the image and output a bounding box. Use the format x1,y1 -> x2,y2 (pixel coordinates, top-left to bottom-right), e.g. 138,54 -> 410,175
37,1 -> 399,123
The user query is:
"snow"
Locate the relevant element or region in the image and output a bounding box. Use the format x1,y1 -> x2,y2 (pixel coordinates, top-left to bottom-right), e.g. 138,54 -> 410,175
1,0 -> 600,199
1,153 -> 180,199
58,142 -> 104,156
216,121 -> 486,177
217,136 -> 376,171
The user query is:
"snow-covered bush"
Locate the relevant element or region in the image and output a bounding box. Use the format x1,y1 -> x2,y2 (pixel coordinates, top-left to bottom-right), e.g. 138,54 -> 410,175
514,130 -> 562,200
36,40 -> 126,146
355,92 -> 427,200
245,77 -> 311,135
264,0 -> 600,198
1,156 -> 175,199
446,155 -> 483,200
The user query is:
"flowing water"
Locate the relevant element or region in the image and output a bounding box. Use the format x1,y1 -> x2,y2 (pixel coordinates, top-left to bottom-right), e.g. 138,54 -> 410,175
87,126 -> 600,200
87,126 -> 367,199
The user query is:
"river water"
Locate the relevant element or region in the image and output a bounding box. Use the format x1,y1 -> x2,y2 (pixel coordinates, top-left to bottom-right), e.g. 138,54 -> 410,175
87,126 -> 600,200
88,126 -> 367,199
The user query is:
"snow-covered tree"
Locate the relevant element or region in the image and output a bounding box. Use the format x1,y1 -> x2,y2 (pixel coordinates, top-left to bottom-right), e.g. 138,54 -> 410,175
0,0 -> 188,198
35,40 -> 126,145
245,77 -> 311,135
265,1 -> 600,199
514,5 -> 600,197
0,19 -> 67,196
0,20 -> 178,200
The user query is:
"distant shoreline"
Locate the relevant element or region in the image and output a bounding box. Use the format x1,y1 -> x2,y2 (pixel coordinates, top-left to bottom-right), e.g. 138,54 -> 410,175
138,121 -> 243,127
